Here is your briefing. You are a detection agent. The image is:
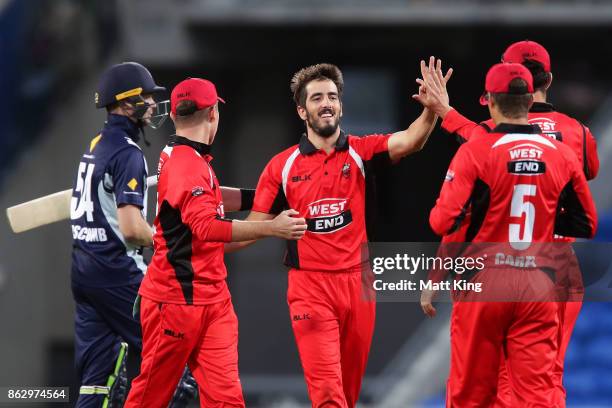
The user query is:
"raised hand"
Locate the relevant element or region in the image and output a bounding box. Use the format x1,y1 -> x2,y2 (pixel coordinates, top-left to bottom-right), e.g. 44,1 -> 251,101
413,56 -> 453,118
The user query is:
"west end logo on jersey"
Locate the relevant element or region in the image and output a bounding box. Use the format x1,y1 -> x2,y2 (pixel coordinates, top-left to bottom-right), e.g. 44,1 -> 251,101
507,143 -> 546,175
529,118 -> 562,141
306,198 -> 352,233
509,143 -> 543,160
530,117 -> 556,132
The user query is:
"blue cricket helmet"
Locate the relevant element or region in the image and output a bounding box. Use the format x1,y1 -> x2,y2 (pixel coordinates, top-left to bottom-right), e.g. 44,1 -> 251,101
95,62 -> 166,108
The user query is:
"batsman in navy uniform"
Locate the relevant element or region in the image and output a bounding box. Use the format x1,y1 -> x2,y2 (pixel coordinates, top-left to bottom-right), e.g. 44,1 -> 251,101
70,62 -> 196,407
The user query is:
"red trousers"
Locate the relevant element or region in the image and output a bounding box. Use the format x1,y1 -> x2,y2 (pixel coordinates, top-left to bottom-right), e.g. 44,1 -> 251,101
447,269 -> 559,408
124,296 -> 244,408
288,268 -> 375,408
495,301 -> 582,408
495,250 -> 583,408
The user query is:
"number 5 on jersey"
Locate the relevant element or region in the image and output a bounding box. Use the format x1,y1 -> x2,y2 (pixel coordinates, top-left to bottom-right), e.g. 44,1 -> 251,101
509,184 -> 536,250
71,162 -> 95,221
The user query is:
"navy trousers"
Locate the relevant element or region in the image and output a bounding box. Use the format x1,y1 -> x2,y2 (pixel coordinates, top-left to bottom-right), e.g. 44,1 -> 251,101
72,283 -> 142,408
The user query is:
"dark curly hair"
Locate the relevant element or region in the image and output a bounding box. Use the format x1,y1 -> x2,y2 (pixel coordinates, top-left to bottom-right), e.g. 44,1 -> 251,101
522,59 -> 551,91
290,63 -> 344,107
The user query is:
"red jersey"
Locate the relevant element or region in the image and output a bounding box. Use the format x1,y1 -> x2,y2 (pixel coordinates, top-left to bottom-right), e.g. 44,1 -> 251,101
440,104 -> 599,244
442,102 -> 599,180
139,135 -> 233,305
253,132 -> 390,271
430,123 -> 597,243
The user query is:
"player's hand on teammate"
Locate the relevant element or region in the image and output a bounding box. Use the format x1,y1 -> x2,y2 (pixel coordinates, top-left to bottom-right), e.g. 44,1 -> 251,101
271,209 -> 307,240
420,288 -> 437,318
413,56 -> 453,118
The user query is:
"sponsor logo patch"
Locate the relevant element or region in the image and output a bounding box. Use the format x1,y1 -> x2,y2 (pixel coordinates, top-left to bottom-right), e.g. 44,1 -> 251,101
342,163 -> 351,178
192,186 -> 205,197
217,203 -> 225,217
293,313 -> 311,321
127,178 -> 138,191
529,118 -> 562,141
507,143 -> 546,175
292,174 -> 311,182
507,160 -> 546,175
306,198 -> 352,233
164,329 -> 185,339
508,143 -> 544,160
445,170 -> 455,182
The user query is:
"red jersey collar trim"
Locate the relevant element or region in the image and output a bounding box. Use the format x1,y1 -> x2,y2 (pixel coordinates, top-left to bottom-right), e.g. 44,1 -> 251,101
168,135 -> 212,156
298,130 -> 349,155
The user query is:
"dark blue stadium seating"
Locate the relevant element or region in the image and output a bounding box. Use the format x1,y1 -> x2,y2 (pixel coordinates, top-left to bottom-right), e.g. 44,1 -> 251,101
419,301 -> 612,407
565,302 -> 612,406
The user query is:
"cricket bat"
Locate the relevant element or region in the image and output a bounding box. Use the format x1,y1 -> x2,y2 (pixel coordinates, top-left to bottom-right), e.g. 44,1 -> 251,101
6,175 -> 158,233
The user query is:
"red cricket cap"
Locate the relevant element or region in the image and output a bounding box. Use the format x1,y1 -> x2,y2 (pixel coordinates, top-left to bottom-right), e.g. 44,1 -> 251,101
502,40 -> 551,72
479,63 -> 534,105
171,78 -> 225,115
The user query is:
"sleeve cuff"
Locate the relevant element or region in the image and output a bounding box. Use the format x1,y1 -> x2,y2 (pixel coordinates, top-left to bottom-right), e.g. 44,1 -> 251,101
441,108 -> 464,134
209,217 -> 233,242
116,196 -> 145,208
251,204 -> 277,215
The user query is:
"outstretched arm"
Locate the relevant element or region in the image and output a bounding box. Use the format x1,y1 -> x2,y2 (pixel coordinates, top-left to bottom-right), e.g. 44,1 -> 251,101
224,211 -> 275,253
387,57 -> 453,161
416,58 -> 487,143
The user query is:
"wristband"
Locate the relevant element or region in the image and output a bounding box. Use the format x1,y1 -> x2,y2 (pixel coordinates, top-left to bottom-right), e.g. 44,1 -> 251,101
240,189 -> 255,211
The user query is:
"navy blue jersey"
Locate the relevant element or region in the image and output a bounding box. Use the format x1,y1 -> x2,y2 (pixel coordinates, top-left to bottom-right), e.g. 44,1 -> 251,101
70,114 -> 148,287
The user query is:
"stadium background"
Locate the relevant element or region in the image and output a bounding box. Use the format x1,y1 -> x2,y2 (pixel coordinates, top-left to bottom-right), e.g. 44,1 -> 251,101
1,0 -> 612,406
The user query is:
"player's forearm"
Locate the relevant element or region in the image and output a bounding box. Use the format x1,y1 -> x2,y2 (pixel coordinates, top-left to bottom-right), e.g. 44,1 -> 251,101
429,205 -> 454,237
225,210 -> 275,249
429,191 -> 470,237
221,187 -> 241,212
224,240 -> 257,253
123,220 -> 154,247
220,187 -> 255,212
231,220 -> 275,242
585,130 -> 599,180
118,205 -> 153,247
389,108 -> 437,160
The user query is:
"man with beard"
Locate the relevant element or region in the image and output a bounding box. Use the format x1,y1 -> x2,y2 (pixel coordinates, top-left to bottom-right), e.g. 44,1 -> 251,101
228,59 -> 450,407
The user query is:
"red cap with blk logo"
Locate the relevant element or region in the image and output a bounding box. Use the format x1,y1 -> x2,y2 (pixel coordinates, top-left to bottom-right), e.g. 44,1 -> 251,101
171,78 -> 225,115
479,63 -> 534,105
502,40 -> 551,72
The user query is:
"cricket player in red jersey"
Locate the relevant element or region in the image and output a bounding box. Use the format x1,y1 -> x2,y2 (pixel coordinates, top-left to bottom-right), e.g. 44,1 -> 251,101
424,41 -> 599,407
426,63 -> 597,407
227,60 -> 450,407
124,78 -> 307,408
